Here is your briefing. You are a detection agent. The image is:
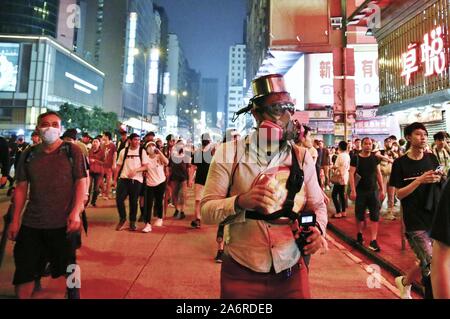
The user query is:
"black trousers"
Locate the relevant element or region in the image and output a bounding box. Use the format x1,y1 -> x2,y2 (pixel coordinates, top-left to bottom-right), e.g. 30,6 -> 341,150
332,184 -> 346,213
116,178 -> 142,222
89,172 -> 102,205
144,181 -> 166,223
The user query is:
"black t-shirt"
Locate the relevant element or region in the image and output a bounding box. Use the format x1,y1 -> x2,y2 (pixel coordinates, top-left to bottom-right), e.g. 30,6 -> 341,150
389,153 -> 440,231
431,179 -> 450,246
193,148 -> 213,185
350,154 -> 379,192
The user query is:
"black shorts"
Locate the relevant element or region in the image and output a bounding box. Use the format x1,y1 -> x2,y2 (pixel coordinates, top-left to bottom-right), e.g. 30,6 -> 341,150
354,191 -> 380,222
13,225 -> 76,286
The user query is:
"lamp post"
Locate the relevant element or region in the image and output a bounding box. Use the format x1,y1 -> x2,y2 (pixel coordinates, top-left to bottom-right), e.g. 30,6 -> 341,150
134,47 -> 160,135
141,49 -> 148,135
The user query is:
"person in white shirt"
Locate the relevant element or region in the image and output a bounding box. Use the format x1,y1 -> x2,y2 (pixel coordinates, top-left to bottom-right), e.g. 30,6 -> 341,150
132,141 -> 169,232
331,141 -> 351,218
114,133 -> 150,231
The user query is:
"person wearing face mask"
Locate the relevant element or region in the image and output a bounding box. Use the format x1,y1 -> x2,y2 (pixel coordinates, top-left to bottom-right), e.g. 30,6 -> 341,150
201,74 -> 327,299
7,111 -> 88,299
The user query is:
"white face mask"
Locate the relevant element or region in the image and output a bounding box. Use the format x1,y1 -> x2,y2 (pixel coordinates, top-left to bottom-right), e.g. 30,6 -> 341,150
40,127 -> 61,145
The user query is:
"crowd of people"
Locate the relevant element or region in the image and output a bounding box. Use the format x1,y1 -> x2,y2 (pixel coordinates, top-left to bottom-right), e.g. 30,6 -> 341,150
0,74 -> 449,300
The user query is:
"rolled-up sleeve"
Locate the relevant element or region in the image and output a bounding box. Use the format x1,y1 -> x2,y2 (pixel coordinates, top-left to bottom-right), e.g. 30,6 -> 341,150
201,142 -> 246,225
300,148 -> 328,235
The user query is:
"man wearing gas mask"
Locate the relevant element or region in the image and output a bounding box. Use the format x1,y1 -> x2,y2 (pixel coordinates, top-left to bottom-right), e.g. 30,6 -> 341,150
201,74 -> 327,299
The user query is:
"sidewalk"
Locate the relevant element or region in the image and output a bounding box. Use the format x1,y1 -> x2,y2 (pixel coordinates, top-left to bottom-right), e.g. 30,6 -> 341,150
325,192 -> 423,295
0,191 -> 399,299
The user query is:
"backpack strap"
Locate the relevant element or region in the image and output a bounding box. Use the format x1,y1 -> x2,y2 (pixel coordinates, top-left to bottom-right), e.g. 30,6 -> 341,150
117,146 -> 130,179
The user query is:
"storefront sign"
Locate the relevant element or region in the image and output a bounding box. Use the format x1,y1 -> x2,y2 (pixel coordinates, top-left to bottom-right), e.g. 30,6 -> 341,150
354,117 -> 389,134
401,26 -> 446,86
356,108 -> 378,119
305,51 -> 379,107
397,109 -> 444,125
307,110 -> 331,119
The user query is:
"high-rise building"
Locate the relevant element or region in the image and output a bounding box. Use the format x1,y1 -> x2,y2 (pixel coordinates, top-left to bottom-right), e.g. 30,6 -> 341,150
0,0 -> 60,37
200,78 -> 219,129
81,0 -> 160,132
226,44 -> 246,133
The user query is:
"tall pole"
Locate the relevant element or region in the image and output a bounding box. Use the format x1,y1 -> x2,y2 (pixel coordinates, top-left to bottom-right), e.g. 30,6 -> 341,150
141,49 -> 147,134
342,0 -> 348,142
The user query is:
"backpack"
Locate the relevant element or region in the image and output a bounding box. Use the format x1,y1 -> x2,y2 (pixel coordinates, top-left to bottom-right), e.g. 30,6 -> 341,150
117,146 -> 145,179
25,142 -> 74,172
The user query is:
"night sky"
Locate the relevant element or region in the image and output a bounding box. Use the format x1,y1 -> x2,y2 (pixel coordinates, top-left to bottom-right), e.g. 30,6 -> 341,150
156,0 -> 247,112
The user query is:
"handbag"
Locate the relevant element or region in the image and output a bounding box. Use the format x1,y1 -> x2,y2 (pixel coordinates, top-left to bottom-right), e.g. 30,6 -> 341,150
330,166 -> 343,184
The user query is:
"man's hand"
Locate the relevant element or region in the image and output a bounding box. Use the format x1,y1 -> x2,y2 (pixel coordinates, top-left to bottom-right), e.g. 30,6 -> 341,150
67,212 -> 81,233
379,190 -> 386,202
0,176 -> 7,187
237,185 -> 277,215
127,170 -> 136,179
292,222 -> 323,255
416,171 -> 442,184
350,190 -> 357,201
7,220 -> 20,241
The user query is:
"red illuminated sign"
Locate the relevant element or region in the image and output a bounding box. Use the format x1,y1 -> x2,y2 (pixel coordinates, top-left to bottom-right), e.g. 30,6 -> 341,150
401,26 -> 447,85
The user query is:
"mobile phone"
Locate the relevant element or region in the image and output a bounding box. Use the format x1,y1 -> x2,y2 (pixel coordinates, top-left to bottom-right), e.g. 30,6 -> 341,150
435,165 -> 444,174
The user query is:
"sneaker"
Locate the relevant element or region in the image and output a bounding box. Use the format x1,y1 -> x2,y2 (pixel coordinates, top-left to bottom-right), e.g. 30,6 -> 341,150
142,223 -> 152,233
191,219 -> 201,228
129,222 -> 137,231
357,232 -> 364,245
103,196 -> 109,200
369,240 -> 381,252
395,276 -> 412,299
153,218 -> 163,227
168,203 -> 175,208
215,250 -> 224,263
173,209 -> 179,218
175,212 -> 186,220
115,220 -> 127,231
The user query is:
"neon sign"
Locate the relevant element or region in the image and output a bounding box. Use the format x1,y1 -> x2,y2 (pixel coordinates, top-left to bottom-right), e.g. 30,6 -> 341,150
401,26 -> 447,85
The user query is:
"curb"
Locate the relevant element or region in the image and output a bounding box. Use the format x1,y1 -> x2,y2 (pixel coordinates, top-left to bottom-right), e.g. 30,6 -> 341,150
327,222 -> 424,298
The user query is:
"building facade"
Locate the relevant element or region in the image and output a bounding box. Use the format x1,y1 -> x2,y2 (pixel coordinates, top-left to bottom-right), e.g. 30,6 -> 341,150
200,78 -> 219,130
81,0 -> 160,133
372,0 -> 450,139
226,44 -> 247,133
0,0 -> 60,37
0,35 -> 104,137
245,0 -> 386,145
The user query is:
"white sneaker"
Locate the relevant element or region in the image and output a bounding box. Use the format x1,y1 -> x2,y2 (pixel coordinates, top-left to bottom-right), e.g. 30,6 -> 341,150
142,223 -> 152,233
153,218 -> 163,227
395,276 -> 412,299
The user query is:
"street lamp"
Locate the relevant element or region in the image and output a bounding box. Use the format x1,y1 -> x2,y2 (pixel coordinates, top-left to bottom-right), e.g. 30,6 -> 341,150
134,46 -> 160,134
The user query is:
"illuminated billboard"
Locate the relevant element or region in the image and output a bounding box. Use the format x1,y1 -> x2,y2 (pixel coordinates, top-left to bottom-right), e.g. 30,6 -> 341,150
0,43 -> 20,92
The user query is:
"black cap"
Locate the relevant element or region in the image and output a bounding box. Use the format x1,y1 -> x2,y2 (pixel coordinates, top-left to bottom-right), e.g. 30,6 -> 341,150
129,133 -> 140,140
62,128 -> 77,140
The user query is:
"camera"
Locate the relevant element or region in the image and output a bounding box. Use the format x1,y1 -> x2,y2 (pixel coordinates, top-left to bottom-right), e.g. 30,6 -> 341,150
296,211 -> 316,256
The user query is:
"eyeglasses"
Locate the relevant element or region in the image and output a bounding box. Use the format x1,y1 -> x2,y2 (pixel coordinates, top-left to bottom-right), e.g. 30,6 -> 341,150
256,103 -> 295,116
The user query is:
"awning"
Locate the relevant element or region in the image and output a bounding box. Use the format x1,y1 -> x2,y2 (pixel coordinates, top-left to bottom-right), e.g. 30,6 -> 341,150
123,117 -> 158,132
376,89 -> 450,116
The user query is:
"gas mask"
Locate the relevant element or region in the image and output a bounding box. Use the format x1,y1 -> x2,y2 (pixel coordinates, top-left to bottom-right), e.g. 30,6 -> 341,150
257,103 -> 300,143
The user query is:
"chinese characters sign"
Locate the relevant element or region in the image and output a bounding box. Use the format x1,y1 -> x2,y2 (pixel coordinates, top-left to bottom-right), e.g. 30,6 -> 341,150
401,26 -> 447,86
305,50 -> 379,107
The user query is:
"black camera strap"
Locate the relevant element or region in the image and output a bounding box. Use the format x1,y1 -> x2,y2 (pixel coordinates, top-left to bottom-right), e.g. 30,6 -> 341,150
245,146 -> 304,222
217,145 -> 306,243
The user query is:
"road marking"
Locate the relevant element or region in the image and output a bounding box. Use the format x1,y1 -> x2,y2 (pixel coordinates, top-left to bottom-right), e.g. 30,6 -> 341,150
326,235 -> 402,298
